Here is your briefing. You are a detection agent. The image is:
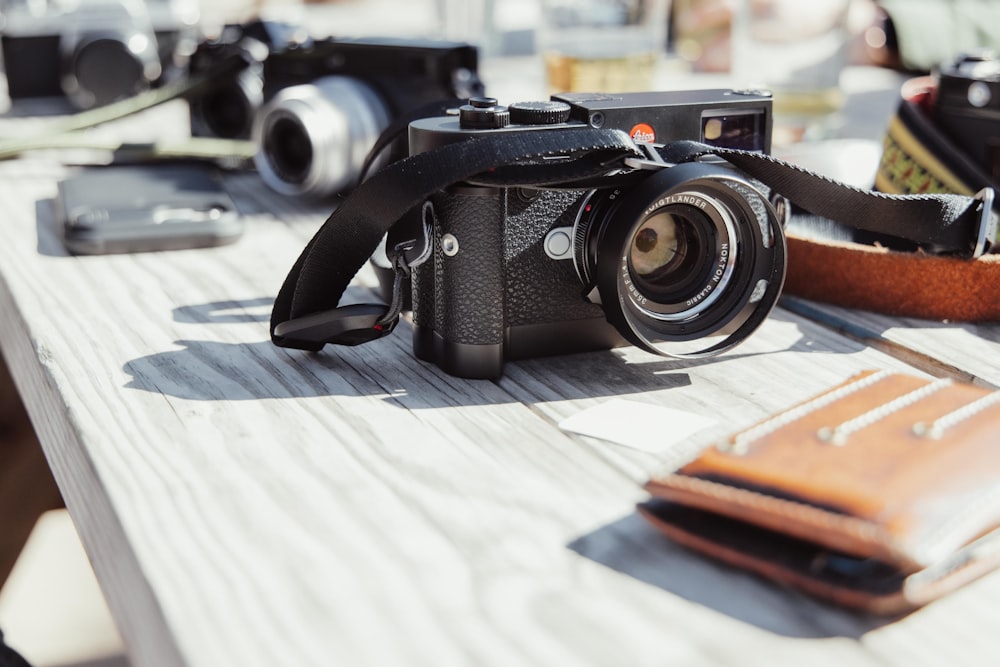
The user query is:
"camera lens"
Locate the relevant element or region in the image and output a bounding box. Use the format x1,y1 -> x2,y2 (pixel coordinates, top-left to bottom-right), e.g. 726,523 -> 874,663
263,116 -> 313,185
253,76 -> 392,198
628,208 -> 719,307
574,161 -> 785,358
63,31 -> 161,108
192,74 -> 263,139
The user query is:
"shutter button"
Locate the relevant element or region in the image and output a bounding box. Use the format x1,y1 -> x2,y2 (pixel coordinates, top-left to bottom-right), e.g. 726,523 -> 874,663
459,97 -> 510,129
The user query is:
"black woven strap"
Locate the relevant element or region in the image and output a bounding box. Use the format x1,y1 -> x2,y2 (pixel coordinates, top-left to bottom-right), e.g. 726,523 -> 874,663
660,140 -> 993,257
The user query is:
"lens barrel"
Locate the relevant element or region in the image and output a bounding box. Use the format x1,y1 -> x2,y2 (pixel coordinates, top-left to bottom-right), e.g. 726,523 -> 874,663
574,161 -> 786,358
62,30 -> 161,109
253,76 -> 392,198
190,70 -> 263,139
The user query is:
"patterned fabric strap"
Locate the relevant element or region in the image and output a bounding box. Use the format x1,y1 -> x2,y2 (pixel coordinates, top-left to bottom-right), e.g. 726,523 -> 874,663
875,76 -> 996,210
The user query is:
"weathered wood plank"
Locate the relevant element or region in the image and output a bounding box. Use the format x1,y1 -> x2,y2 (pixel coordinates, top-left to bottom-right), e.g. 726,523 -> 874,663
2,118 -> 1000,667
782,296 -> 1000,388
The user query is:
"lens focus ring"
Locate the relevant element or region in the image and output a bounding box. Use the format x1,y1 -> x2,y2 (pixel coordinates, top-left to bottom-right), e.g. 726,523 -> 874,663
253,76 -> 392,198
578,161 -> 786,358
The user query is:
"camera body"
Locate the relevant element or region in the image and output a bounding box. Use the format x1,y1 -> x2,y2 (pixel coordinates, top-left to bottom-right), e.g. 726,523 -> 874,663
186,20 -> 301,140
935,51 -> 1000,184
188,21 -> 484,198
0,0 -> 197,109
144,0 -> 201,76
407,90 -> 786,379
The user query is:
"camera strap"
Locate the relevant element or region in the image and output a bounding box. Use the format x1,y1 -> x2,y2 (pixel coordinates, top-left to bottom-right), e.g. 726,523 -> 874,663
270,127 -> 994,352
779,75 -> 1000,322
659,140 -> 993,258
0,51 -> 254,164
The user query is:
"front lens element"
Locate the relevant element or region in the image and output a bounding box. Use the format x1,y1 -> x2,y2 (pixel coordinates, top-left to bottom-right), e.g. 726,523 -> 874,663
629,207 -> 715,306
198,83 -> 257,139
264,116 -> 313,185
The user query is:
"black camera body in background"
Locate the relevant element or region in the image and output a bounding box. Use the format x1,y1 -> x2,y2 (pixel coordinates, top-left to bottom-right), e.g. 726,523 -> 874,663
935,51 -> 1000,185
187,20 -> 484,198
406,90 -> 786,379
186,20 -> 303,140
0,0 -> 197,109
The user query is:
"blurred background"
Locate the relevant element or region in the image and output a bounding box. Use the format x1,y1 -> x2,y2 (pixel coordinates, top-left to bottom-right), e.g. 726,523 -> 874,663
1,0 -> 997,665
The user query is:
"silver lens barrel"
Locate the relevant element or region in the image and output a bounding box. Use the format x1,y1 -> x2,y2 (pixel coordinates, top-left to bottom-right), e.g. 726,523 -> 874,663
253,76 -> 392,199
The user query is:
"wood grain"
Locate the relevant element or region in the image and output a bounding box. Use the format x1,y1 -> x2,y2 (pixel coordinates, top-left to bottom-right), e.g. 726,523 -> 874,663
1,111 -> 1000,667
782,296 -> 1000,388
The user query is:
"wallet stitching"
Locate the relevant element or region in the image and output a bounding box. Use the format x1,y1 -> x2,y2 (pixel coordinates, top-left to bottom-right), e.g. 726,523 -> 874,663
728,369 -> 892,452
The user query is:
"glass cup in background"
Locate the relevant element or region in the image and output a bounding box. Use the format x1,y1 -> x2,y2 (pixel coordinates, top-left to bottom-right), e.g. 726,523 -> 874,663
730,0 -> 851,143
537,0 -> 671,94
671,0 -> 736,73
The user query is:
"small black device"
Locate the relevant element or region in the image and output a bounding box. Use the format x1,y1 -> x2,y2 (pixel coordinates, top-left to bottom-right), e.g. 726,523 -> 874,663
403,90 -> 785,378
186,20 -> 485,198
935,50 -> 1000,185
0,0 -> 197,109
56,163 -> 244,255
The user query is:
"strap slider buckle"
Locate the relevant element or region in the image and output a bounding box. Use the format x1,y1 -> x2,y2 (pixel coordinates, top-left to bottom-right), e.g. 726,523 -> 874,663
272,303 -> 397,350
623,142 -> 673,171
972,188 -> 997,258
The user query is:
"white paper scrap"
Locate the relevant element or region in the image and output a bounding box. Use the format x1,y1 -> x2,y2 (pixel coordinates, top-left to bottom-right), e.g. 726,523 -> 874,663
558,399 -> 716,454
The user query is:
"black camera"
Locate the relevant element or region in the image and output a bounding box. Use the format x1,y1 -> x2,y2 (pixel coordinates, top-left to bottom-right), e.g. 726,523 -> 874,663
186,20 -> 297,139
405,90 -> 786,379
0,0 -> 198,109
187,21 -> 484,198
935,51 -> 1000,185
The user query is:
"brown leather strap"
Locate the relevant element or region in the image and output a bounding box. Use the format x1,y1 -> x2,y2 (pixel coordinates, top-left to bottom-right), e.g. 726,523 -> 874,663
785,233 -> 1000,321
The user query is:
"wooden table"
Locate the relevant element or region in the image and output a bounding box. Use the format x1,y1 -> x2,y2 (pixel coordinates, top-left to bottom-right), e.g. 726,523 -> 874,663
1,94 -> 1000,667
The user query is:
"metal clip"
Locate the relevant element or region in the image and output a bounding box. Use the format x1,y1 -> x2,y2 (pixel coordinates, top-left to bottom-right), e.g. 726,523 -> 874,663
972,187 -> 996,258
623,142 -> 674,171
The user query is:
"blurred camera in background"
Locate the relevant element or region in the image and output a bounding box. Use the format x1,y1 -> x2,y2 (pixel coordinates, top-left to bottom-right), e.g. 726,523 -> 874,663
187,20 -> 484,198
0,0 -> 200,109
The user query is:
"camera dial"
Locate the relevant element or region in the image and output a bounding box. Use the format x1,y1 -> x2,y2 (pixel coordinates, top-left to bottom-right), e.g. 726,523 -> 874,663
508,100 -> 572,125
459,97 -> 510,129
458,98 -> 573,129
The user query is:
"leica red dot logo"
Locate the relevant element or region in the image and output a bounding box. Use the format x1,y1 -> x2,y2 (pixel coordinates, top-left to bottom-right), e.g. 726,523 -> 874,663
630,123 -> 656,143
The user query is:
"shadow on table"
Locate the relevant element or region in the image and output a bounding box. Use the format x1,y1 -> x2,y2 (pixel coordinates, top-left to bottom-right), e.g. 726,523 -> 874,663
121,330 -> 699,407
124,295 -> 701,406
174,298 -> 273,325
568,512 -> 894,639
122,297 -> 868,406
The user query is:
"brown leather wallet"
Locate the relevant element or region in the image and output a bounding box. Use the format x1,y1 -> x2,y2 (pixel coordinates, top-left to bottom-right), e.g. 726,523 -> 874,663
640,370 -> 1000,615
